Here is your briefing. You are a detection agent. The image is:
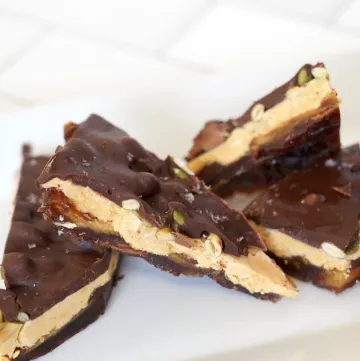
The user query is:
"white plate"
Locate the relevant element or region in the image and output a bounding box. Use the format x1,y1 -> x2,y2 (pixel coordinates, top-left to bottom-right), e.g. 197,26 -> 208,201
2,52 -> 360,361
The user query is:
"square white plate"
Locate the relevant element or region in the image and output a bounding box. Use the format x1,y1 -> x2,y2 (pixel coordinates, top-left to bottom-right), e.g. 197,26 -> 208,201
2,52 -> 360,361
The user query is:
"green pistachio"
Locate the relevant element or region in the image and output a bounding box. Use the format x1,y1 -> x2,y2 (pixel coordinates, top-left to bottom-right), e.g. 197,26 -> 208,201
173,210 -> 185,225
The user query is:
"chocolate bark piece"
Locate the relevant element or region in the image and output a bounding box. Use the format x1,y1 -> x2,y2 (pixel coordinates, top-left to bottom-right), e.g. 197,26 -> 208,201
187,63 -> 341,196
244,144 -> 360,292
38,115 -> 297,300
0,147 -> 120,361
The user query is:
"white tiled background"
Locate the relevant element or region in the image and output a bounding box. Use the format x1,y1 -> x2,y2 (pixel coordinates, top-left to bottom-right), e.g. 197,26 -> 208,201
1,0 -> 360,113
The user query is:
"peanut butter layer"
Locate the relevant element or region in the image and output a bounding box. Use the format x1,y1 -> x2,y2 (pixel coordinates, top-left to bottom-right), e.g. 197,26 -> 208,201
187,63 -> 341,195
244,145 -> 360,292
38,115 -> 297,300
0,148 -> 119,360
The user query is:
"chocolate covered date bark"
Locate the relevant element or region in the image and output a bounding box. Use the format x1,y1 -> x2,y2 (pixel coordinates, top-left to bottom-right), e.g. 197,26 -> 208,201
187,63 -> 341,196
37,115 -> 296,301
0,147 -> 119,361
244,145 -> 360,293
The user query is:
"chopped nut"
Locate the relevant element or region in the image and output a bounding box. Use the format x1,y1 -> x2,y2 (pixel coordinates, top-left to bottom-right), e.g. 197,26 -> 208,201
301,193 -> 320,206
0,310 -> 3,323
183,192 -> 194,204
17,312 -> 30,323
251,103 -> 265,122
297,68 -> 312,86
311,66 -> 328,79
205,233 -> 223,257
156,229 -> 175,243
121,199 -> 140,211
173,210 -> 185,225
321,242 -> 346,259
28,244 -> 36,249
53,221 -> 77,229
173,168 -> 188,180
332,183 -> 352,198
12,350 -> 20,359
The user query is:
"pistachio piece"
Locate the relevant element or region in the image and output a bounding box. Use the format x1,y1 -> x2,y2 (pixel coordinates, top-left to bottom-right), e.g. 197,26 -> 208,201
0,265 -> 6,290
311,67 -> 328,79
321,242 -> 346,259
297,68 -> 312,86
174,167 -> 188,180
251,103 -> 265,122
17,312 -> 30,323
156,229 -> 175,243
121,199 -> 140,211
205,233 -> 223,257
173,210 -> 185,225
53,221 -> 77,229
0,310 -> 3,323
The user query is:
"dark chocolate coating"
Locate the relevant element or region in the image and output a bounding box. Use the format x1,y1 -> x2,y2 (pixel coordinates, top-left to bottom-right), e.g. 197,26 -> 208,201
187,63 -> 341,195
16,281 -> 114,361
0,149 -> 115,322
37,115 -> 265,257
245,145 -> 360,251
201,106 -> 341,196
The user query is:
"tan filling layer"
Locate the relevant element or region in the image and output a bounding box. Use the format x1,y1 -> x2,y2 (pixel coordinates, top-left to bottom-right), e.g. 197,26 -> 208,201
187,77 -> 337,173
0,251 -> 119,359
42,178 -> 297,298
250,222 -> 351,272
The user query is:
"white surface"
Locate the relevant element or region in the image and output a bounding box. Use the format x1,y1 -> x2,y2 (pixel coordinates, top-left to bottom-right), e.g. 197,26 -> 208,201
0,13 -> 43,70
168,2 -> 360,70
0,0 -> 207,51
248,0 -> 343,20
338,0 -> 360,30
2,55 -> 360,361
1,1 -> 360,109
0,31 -> 207,103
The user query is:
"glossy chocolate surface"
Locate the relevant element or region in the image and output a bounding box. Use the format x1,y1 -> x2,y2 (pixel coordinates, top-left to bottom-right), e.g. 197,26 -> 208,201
245,145 -> 360,251
38,115 -> 265,257
0,147 -> 113,322
187,64 -> 316,160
